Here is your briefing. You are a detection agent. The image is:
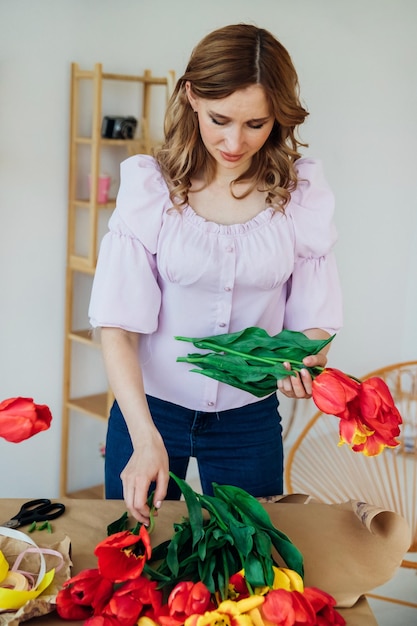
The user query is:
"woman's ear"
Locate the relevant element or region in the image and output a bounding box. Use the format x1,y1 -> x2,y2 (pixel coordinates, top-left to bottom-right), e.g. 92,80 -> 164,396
185,81 -> 198,112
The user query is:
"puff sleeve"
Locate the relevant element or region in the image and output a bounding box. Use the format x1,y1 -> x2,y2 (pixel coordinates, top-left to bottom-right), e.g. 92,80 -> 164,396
283,158 -> 343,334
88,155 -> 170,332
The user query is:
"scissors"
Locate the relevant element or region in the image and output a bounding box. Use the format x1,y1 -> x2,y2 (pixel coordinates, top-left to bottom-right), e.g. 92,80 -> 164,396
1,498 -> 66,529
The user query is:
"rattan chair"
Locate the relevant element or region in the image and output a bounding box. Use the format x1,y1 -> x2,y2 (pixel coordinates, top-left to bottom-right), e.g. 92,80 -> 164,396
285,361 -> 417,608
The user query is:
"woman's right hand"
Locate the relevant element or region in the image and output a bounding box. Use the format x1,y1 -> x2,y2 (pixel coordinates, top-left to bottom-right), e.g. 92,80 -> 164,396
100,327 -> 169,525
121,426 -> 169,525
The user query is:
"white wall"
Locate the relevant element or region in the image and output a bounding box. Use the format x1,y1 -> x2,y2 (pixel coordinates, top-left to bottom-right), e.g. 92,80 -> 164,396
0,0 -> 416,496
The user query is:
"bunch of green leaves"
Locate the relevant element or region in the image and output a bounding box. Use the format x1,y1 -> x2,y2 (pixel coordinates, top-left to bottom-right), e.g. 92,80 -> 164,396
143,473 -> 303,600
176,327 -> 334,397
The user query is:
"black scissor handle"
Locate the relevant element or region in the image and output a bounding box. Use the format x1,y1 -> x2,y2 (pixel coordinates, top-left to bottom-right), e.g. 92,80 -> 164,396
40,502 -> 66,520
19,499 -> 52,514
18,499 -> 65,523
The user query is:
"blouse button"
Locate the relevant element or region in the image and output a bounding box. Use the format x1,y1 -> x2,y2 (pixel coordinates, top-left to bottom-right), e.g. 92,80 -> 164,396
226,246 -> 234,253
207,401 -> 214,407
224,286 -> 231,292
218,322 -> 226,328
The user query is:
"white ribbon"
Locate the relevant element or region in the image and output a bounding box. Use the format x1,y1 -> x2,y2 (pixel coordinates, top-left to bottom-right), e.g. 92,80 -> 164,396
0,526 -> 46,589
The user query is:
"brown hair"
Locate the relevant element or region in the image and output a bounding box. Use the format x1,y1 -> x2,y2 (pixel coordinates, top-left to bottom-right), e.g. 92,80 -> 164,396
155,23 -> 308,211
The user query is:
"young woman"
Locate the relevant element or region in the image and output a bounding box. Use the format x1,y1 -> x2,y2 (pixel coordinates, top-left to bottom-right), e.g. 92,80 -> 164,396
89,24 -> 343,524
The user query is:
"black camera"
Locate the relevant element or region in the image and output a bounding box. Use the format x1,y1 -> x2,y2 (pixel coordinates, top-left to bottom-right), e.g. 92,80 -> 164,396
101,115 -> 138,139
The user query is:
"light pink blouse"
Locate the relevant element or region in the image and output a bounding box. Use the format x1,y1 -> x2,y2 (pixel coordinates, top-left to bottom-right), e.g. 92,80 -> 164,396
89,155 -> 343,411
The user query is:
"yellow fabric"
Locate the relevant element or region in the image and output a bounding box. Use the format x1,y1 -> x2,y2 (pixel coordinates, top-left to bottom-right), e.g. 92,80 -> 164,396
0,568 -> 55,610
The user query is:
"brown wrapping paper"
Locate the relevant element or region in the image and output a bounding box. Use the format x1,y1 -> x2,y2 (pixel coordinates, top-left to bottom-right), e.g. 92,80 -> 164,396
259,495 -> 411,606
0,533 -> 71,626
0,496 -> 410,625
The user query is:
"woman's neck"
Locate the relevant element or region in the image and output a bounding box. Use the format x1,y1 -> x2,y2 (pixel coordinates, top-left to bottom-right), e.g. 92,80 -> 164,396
188,175 -> 267,226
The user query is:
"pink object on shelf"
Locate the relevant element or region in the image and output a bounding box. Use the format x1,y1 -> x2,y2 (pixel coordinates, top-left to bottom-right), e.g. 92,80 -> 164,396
89,174 -> 111,203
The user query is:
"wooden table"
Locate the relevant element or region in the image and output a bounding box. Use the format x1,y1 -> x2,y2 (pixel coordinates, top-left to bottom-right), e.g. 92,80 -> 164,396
0,498 -> 383,625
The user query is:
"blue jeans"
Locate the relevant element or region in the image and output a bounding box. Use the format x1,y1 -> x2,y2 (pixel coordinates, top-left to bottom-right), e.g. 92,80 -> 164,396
105,394 -> 283,500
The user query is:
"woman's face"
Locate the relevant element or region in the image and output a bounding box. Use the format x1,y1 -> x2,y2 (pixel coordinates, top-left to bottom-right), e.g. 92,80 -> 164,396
186,82 -> 274,177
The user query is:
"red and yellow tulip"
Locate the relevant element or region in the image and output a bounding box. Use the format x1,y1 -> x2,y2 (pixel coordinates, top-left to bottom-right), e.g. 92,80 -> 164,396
94,525 -> 152,583
312,368 -> 402,456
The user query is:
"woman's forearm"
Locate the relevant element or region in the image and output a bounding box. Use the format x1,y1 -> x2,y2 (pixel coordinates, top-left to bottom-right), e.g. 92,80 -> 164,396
100,326 -> 169,523
100,327 -> 156,445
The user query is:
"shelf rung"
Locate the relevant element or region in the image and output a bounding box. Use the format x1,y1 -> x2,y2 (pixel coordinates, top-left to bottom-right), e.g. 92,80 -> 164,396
68,329 -> 100,347
74,136 -> 143,147
73,136 -> 161,151
74,136 -> 93,144
74,68 -> 95,79
100,138 -> 144,147
67,393 -> 109,420
102,72 -> 168,85
74,66 -> 170,86
72,198 -> 116,209
69,256 -> 96,273
67,484 -> 104,499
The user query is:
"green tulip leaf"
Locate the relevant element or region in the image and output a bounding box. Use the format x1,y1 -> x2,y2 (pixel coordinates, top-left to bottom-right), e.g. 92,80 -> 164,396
169,473 -> 205,547
176,327 -> 333,397
244,551 -> 268,587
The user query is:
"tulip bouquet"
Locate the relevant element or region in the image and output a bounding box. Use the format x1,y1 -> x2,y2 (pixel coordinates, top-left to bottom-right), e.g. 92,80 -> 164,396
56,473 -> 346,626
0,397 -> 52,443
176,327 -> 403,457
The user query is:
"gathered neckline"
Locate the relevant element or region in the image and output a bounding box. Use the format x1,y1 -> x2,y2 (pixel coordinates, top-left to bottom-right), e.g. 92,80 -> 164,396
180,203 -> 278,235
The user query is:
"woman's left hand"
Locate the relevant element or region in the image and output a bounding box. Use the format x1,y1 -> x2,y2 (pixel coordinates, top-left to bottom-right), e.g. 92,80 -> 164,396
277,352 -> 328,399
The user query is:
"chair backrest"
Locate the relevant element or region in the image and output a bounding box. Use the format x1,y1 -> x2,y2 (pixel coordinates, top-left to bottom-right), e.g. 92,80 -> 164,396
285,361 -> 417,552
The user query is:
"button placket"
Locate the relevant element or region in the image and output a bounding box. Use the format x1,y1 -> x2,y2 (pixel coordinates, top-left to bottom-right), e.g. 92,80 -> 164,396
216,241 -> 236,330
202,239 -> 236,409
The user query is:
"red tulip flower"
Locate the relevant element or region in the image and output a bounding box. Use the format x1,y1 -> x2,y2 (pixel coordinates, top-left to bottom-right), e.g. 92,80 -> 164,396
100,577 -> 162,626
261,588 -> 316,625
0,396 -> 52,443
56,569 -> 113,620
261,587 -> 346,626
153,581 -> 213,626
311,369 -> 360,417
312,368 -> 402,456
228,571 -> 250,599
94,526 -> 152,583
167,581 -> 213,624
303,587 -> 346,625
343,377 -> 402,456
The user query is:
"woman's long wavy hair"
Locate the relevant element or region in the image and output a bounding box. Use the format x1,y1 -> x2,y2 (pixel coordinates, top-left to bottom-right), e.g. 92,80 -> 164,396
155,24 -> 308,212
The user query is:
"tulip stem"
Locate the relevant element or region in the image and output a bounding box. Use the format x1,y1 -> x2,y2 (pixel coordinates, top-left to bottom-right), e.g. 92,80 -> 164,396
191,341 -> 288,365
179,343 -> 316,371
